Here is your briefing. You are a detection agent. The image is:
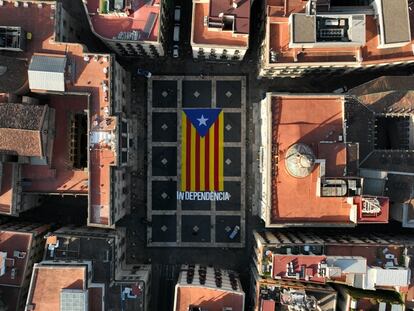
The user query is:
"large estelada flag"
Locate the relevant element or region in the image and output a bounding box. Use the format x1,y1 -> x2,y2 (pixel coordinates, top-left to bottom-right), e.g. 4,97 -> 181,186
181,108 -> 224,192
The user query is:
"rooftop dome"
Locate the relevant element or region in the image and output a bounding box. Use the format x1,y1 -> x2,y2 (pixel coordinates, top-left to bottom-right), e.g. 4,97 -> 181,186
284,143 -> 315,178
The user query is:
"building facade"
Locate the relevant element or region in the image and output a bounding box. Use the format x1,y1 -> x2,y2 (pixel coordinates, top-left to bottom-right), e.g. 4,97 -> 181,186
255,92 -> 390,227
255,76 -> 414,228
191,0 -> 251,61
81,0 -> 167,57
259,0 -> 414,77
173,264 -> 245,311
25,226 -> 151,311
0,222 -> 50,311
0,0 -> 137,228
251,230 -> 413,310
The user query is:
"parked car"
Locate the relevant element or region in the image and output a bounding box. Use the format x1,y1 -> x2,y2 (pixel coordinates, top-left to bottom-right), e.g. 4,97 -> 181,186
136,69 -> 152,78
174,5 -> 181,22
333,85 -> 348,94
173,45 -> 179,58
173,24 -> 180,42
229,225 -> 240,240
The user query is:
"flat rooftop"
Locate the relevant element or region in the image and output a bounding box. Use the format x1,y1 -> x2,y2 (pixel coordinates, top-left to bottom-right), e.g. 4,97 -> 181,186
0,1 -> 117,226
266,0 -> 414,65
27,265 -> 89,311
272,254 -> 327,283
192,1 -> 249,47
85,0 -> 160,42
270,95 -> 353,224
0,230 -> 32,287
175,286 -> 244,311
44,234 -> 113,283
325,244 -> 404,268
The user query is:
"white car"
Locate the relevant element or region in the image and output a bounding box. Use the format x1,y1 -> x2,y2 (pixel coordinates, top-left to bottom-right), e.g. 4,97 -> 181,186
173,45 -> 179,58
174,5 -> 181,22
229,225 -> 240,239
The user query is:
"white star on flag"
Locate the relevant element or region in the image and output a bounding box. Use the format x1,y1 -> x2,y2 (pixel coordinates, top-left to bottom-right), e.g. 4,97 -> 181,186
197,115 -> 208,126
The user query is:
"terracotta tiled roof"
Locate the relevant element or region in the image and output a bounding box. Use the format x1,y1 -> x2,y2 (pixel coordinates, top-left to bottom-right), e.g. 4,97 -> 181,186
0,55 -> 28,94
0,103 -> 45,130
0,128 -> 42,157
0,103 -> 46,157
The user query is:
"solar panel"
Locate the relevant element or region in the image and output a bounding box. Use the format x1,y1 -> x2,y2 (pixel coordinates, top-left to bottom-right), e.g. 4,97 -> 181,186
142,12 -> 158,39
60,289 -> 88,311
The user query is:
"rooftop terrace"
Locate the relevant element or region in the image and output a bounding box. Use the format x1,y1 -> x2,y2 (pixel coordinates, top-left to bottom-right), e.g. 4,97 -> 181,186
266,94 -> 390,225
272,255 -> 327,283
192,0 -> 250,48
270,96 -> 352,224
175,286 -> 244,311
27,265 -> 92,311
84,0 -> 160,42
266,0 -> 414,65
44,234 -> 114,283
0,230 -> 32,287
0,1 -> 118,226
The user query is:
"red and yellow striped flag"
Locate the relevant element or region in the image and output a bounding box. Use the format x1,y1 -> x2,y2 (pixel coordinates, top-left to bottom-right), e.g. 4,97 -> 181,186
181,109 -> 224,192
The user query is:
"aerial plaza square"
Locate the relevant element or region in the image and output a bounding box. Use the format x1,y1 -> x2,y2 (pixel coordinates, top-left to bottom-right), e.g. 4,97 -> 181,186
147,76 -> 246,247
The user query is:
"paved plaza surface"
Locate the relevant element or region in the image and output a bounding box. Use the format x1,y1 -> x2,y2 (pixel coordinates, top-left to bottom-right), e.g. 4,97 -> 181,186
147,76 -> 246,247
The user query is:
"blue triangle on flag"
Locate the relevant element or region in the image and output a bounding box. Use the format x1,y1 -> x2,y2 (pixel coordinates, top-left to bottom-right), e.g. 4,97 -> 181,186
183,108 -> 222,137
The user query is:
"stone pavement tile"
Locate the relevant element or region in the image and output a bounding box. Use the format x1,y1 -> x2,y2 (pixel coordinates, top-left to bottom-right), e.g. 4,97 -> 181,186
181,215 -> 211,243
216,181 -> 241,211
216,80 -> 241,108
215,215 -> 241,243
182,80 -> 212,107
152,112 -> 177,142
223,112 -> 241,142
151,215 -> 177,243
152,147 -> 177,176
152,181 -> 177,210
152,80 -> 178,108
181,200 -> 211,211
224,147 -> 241,176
